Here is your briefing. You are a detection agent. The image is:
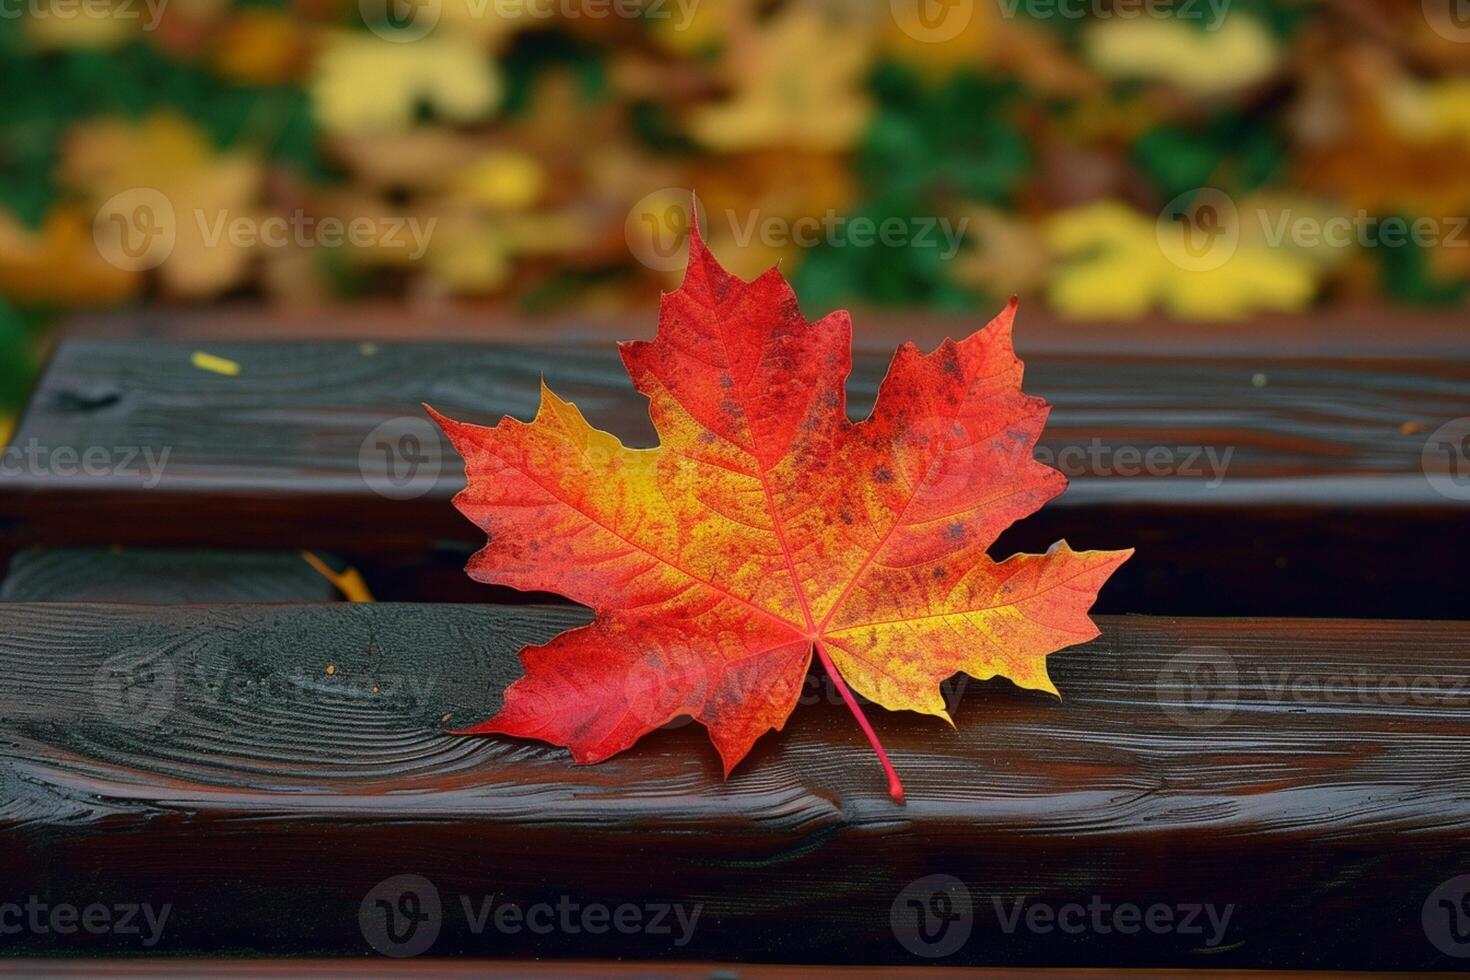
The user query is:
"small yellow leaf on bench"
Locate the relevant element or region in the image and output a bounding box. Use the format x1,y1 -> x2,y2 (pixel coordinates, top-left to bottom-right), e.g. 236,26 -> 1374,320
191,351 -> 241,377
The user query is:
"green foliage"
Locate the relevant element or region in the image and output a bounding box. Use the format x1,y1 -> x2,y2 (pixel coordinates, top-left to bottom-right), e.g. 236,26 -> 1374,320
1375,217 -> 1470,306
1133,112 -> 1285,202
861,65 -> 1030,205
792,66 -> 1025,310
0,299 -> 43,414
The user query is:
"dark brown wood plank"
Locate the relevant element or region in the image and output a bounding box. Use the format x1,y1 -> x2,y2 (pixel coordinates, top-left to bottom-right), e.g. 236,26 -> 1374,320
56,302 -> 1470,358
0,548 -> 347,603
2,336 -> 1466,615
0,963 -> 1454,979
1,603 -> 1467,967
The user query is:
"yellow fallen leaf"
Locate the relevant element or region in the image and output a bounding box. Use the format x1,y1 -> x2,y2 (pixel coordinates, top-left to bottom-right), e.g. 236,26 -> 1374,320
688,7 -> 873,152
949,205 -> 1049,299
1045,200 -> 1320,320
311,33 -> 502,136
301,551 -> 375,603
420,210 -> 589,294
447,151 -> 546,209
1379,75 -> 1470,145
1083,15 -> 1280,96
62,112 -> 264,298
0,207 -> 139,306
191,351 -> 241,376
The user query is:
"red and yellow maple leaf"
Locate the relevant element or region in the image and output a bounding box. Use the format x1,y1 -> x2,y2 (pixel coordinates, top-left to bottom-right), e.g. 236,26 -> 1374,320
430,221 -> 1130,801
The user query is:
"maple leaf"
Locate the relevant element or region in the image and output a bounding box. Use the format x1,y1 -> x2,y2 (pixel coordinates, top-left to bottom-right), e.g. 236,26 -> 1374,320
430,219 -> 1130,802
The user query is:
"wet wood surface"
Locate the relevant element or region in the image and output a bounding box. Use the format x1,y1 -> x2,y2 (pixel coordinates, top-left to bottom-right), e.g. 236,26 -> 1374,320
2,333 -> 1466,615
4,962 -> 1459,979
0,547 -> 346,603
1,602 -> 1467,968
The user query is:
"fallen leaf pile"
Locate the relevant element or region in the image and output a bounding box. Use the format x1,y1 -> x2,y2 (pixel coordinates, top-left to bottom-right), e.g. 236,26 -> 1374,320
430,222 -> 1131,800
2,1 -> 1469,414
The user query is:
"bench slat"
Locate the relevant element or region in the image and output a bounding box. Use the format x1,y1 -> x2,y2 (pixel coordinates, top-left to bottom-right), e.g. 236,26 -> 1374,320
2,338 -> 1466,616
0,548 -> 347,603
1,603 -> 1466,967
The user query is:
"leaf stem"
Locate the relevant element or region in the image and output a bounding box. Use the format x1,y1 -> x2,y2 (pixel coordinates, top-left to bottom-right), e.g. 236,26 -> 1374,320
813,640 -> 905,804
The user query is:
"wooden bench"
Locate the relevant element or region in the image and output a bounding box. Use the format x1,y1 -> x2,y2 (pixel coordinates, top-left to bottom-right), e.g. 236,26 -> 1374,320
6,307 -> 1468,615
0,308 -> 1467,971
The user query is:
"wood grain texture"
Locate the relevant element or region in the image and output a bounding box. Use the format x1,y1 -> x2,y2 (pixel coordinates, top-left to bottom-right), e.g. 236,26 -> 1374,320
2,963 -> 1456,979
56,302 -> 1470,358
0,548 -> 346,602
2,336 -> 1466,615
1,603 -> 1467,968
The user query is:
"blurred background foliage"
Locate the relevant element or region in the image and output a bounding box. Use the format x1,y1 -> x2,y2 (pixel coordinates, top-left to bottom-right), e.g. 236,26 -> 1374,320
3,0 -> 1470,421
